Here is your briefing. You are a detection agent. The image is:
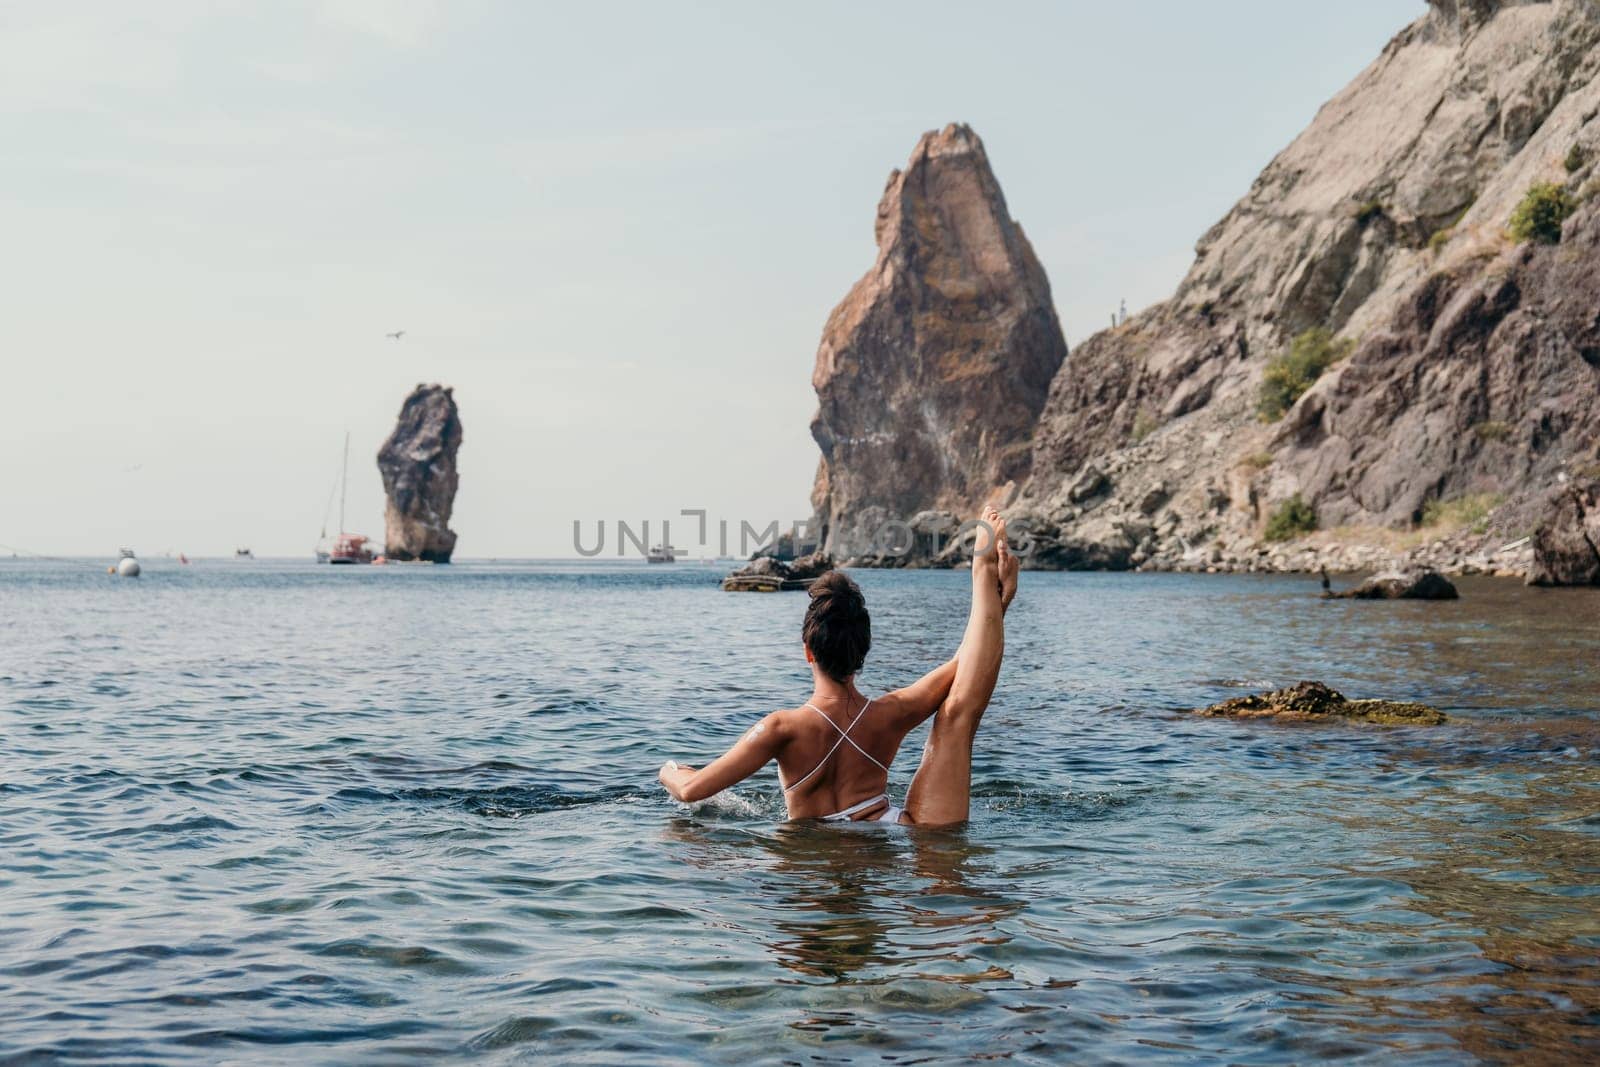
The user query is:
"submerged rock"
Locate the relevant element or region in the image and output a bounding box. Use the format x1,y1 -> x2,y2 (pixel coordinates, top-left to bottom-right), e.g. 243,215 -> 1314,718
1326,568 -> 1459,600
1527,479 -> 1600,586
377,383 -> 463,563
722,552 -> 835,592
1194,681 -> 1446,725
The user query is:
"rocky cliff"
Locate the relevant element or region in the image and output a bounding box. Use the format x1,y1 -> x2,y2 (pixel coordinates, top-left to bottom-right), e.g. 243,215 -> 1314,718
812,0 -> 1600,578
808,123 -> 1067,558
377,383 -> 463,563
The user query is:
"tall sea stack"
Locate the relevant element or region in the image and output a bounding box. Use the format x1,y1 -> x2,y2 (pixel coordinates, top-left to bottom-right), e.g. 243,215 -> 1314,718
808,123 -> 1068,557
377,383 -> 462,563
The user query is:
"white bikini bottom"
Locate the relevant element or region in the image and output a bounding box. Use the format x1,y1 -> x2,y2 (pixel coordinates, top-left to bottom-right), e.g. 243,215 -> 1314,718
819,793 -> 904,824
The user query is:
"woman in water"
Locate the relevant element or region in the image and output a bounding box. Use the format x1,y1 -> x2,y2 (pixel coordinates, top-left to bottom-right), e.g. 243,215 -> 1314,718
657,507 -> 1018,826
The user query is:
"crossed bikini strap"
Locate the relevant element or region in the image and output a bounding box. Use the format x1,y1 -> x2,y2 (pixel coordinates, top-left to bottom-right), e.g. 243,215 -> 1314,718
781,697 -> 885,793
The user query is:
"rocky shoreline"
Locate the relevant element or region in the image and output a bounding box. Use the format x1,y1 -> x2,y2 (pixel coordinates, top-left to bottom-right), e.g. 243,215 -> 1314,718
831,505 -> 1538,579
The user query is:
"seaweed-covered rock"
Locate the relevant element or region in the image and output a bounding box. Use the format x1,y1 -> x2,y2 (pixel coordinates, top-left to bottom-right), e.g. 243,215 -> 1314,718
1327,568 -> 1459,599
1194,681 -> 1446,725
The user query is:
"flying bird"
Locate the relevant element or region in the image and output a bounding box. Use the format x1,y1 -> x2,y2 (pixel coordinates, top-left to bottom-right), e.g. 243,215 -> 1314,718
386,330 -> 406,340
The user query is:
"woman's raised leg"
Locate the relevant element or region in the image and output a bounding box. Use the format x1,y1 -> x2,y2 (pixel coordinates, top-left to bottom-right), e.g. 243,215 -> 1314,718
903,507 -> 1014,826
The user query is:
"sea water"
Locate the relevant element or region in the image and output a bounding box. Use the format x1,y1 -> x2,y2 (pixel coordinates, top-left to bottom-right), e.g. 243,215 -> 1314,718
2,560 -> 1597,1063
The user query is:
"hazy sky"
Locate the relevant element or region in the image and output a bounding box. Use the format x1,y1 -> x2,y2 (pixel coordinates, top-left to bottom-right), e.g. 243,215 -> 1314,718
2,0 -> 1422,558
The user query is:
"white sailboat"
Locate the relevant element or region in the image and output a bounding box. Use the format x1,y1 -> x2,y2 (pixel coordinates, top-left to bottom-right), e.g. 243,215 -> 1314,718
326,432 -> 374,565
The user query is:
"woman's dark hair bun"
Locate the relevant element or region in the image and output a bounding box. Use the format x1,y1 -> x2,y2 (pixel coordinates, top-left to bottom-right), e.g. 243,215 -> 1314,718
803,571 -> 870,681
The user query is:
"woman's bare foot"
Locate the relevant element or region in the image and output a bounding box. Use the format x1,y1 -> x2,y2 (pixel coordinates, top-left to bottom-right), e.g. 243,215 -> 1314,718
998,536 -> 1019,613
973,505 -> 1006,578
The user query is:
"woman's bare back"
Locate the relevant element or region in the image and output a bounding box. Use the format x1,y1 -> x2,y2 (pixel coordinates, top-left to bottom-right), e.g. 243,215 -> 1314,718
774,690 -> 919,821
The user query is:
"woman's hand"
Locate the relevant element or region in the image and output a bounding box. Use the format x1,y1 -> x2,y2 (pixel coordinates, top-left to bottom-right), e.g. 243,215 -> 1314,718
658,760 -> 696,801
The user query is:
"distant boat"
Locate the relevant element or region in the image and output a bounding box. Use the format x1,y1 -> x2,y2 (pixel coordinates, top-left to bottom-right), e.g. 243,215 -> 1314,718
235,547 -> 254,560
329,532 -> 373,565
647,544 -> 677,564
323,431 -> 375,565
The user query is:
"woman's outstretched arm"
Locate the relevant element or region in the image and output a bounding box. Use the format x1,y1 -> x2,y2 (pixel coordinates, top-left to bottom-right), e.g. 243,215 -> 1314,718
658,712 -> 786,803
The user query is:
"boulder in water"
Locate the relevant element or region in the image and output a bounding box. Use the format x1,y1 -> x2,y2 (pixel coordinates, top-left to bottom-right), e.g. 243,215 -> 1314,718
1326,568 -> 1458,599
1194,681 -> 1446,725
1527,479 -> 1600,586
722,552 -> 835,592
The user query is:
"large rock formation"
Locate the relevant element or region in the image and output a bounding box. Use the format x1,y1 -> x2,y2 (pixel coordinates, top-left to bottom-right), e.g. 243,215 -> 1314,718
377,383 -> 462,563
806,3 -> 1600,577
808,124 -> 1068,559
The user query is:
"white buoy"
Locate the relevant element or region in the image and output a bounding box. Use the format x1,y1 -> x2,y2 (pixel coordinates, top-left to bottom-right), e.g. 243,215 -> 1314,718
117,556 -> 141,578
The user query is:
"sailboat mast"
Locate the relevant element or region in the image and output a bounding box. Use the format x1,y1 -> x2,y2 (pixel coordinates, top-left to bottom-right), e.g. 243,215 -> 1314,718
339,431 -> 349,534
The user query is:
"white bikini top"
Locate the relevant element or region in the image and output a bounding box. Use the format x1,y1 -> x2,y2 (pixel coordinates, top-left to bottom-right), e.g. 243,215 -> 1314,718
781,697 -> 887,794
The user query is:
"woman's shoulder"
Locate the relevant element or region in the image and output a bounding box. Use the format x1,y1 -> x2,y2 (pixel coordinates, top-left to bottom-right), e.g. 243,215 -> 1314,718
761,705 -> 806,740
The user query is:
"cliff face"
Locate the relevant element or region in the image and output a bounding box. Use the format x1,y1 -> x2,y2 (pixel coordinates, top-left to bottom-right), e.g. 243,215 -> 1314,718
377,383 -> 463,563
808,124 -> 1067,556
1275,195 -> 1600,529
1009,0 -> 1600,573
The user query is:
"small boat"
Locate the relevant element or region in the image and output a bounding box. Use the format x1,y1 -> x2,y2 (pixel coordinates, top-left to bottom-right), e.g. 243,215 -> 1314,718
329,533 -> 374,565
235,547 -> 254,560
647,544 -> 677,563
323,432 -> 376,565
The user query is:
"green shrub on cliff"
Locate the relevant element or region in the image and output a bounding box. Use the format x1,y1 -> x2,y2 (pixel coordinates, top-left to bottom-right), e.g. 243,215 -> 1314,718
1508,182 -> 1576,244
1264,495 -> 1317,542
1241,451 -> 1273,470
1566,143 -> 1586,174
1257,328 -> 1354,422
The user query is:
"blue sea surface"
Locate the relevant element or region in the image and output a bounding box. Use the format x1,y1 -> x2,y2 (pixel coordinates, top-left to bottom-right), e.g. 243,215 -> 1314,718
1,559 -> 1597,1064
